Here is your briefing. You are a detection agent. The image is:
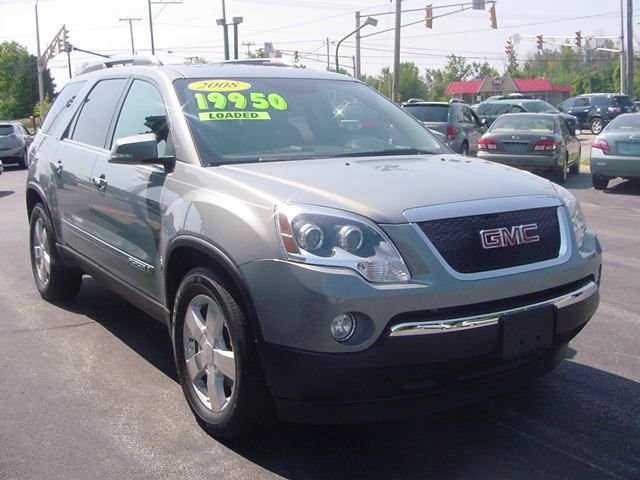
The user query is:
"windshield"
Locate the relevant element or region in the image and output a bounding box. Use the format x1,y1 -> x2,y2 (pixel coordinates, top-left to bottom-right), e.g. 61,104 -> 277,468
403,105 -> 449,123
174,78 -> 446,165
522,101 -> 558,113
0,125 -> 15,136
606,114 -> 640,130
489,115 -> 556,133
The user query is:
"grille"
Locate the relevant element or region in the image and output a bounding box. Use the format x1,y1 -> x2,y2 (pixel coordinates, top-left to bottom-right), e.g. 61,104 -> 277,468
417,207 -> 561,274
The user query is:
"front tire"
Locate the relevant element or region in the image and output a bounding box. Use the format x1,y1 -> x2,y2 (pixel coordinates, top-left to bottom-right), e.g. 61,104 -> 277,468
29,203 -> 82,302
590,117 -> 604,135
172,268 -> 275,439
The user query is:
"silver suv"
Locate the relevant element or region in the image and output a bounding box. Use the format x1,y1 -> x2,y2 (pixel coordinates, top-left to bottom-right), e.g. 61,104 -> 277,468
26,57 -> 602,438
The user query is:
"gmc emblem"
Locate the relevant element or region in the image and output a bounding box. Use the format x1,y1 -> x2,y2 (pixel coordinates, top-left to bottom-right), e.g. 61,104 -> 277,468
480,224 -> 540,249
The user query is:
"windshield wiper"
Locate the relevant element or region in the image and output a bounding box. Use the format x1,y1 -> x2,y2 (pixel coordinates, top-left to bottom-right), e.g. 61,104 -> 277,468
333,148 -> 439,158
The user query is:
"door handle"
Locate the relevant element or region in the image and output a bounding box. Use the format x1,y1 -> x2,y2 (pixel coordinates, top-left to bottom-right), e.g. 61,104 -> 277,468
92,174 -> 108,191
54,160 -> 63,176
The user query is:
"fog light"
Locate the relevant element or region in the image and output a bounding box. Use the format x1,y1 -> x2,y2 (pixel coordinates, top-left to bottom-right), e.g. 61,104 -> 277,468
330,313 -> 356,342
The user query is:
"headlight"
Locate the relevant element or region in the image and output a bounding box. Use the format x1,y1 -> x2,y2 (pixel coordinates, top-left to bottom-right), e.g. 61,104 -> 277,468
276,204 -> 411,283
553,185 -> 586,248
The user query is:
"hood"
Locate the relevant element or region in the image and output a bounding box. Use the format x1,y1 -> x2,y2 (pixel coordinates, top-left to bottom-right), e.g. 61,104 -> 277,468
214,154 -> 559,224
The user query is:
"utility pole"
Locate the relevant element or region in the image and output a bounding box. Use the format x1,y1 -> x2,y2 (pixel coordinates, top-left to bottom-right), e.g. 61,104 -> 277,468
626,0 -> 633,96
35,1 -> 45,122
242,41 -> 255,57
120,17 -> 141,55
620,0 -> 625,93
392,0 -> 402,102
326,37 -> 330,70
147,0 -> 155,54
355,11 -> 361,79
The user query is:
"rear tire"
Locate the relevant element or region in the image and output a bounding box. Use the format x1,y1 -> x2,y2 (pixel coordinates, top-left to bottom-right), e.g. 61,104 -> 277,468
172,268 -> 275,439
29,203 -> 82,302
590,117 -> 604,135
553,155 -> 568,184
569,154 -> 580,175
461,141 -> 469,156
592,175 -> 609,190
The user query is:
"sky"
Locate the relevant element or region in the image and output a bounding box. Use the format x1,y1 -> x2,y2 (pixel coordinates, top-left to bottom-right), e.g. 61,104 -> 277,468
0,0 -> 636,91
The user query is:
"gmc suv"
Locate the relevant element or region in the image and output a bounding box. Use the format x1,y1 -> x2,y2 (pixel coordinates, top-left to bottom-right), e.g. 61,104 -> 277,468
26,57 -> 601,438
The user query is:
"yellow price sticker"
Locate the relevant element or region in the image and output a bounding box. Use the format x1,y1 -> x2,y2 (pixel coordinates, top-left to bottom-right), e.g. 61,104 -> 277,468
198,111 -> 272,121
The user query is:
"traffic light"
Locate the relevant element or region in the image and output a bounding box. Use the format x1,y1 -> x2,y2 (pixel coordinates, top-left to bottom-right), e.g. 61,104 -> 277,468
536,34 -> 544,51
472,0 -> 485,9
489,4 -> 497,29
63,27 -> 71,52
575,31 -> 582,48
425,4 -> 433,29
505,39 -> 513,55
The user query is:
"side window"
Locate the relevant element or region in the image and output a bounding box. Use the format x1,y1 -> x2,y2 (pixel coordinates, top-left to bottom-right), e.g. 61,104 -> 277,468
461,107 -> 475,124
111,80 -> 168,157
576,98 -> 591,107
70,79 -> 127,148
509,105 -> 525,113
494,105 -> 511,115
41,81 -> 86,135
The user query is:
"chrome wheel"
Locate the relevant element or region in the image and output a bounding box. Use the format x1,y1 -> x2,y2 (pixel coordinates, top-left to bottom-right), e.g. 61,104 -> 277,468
182,294 -> 236,413
32,217 -> 51,286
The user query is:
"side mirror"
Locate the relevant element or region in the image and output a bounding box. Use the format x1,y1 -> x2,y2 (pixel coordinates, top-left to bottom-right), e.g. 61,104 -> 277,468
481,118 -> 488,126
109,133 -> 174,171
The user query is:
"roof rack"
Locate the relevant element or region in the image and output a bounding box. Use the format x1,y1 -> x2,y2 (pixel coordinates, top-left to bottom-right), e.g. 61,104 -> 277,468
210,58 -> 298,68
80,55 -> 163,75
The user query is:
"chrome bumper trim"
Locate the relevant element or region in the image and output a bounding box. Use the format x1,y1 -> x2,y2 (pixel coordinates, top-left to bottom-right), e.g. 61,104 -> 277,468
389,281 -> 598,337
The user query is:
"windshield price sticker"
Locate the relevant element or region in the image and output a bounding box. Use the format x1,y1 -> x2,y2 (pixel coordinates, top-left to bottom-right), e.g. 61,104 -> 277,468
189,80 -> 288,121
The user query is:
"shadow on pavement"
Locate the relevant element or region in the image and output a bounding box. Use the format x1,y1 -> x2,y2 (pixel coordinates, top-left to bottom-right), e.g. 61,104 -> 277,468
61,277 -> 178,382
58,278 -> 640,480
602,179 -> 640,196
0,190 -> 15,198
563,172 -> 594,190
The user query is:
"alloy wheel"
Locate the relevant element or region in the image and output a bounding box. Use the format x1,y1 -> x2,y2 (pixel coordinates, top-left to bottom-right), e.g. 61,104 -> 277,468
32,217 -> 51,286
182,294 -> 236,413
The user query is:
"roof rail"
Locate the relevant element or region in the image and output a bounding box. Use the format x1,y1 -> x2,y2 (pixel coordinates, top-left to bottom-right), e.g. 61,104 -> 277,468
211,58 -> 298,68
80,55 -> 163,75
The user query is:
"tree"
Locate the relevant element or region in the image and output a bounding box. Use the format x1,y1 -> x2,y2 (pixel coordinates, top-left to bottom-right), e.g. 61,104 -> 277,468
443,54 -> 473,82
0,41 -> 55,120
472,61 -> 499,79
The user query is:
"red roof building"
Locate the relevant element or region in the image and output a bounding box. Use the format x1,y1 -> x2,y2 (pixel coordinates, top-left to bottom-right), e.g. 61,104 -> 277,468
445,73 -> 571,105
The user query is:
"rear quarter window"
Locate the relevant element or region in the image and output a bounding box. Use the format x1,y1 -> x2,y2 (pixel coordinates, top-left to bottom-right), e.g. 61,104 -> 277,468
0,125 -> 15,136
41,81 -> 86,135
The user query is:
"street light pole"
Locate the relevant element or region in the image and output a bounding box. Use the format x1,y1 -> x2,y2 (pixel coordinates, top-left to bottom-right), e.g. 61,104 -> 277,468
335,17 -> 377,74
35,0 -> 45,122
232,17 -> 243,60
221,0 -> 230,60
120,17 -> 141,55
626,0 -> 633,95
392,0 -> 402,102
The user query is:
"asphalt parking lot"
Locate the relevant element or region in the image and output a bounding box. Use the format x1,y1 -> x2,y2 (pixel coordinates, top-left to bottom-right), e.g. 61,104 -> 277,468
1,165 -> 639,480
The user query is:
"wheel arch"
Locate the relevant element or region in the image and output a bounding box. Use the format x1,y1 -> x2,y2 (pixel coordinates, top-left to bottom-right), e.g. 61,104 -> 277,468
165,235 -> 264,341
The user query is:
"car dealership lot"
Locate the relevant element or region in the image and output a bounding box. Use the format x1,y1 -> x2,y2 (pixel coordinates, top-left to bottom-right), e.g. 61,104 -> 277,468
1,167 -> 638,480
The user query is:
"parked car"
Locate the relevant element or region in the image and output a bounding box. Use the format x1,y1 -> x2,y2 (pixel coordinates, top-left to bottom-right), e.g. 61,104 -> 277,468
477,113 -> 581,184
0,122 -> 33,168
401,100 -> 485,155
558,93 -> 636,135
590,113 -> 640,189
476,99 -> 579,133
26,57 -> 601,438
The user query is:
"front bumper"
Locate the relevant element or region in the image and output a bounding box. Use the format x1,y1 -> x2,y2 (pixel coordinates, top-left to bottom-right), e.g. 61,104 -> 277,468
477,151 -> 559,169
259,279 -> 598,423
590,150 -> 640,179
